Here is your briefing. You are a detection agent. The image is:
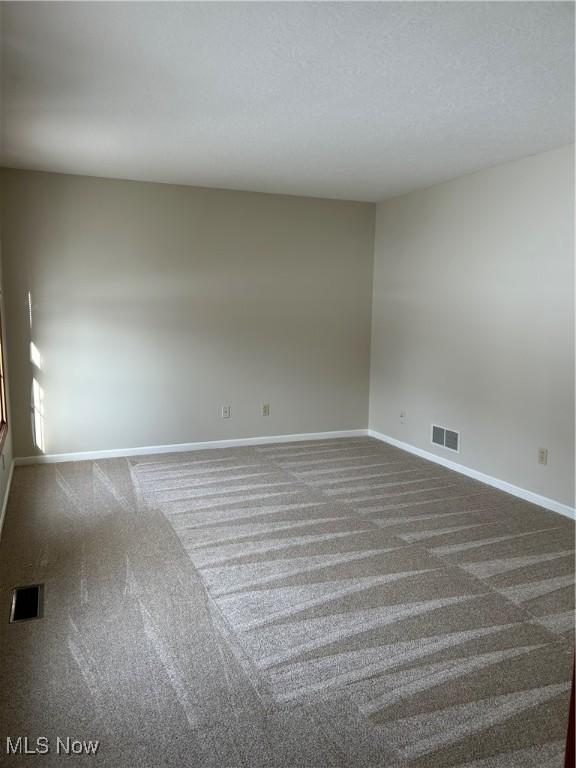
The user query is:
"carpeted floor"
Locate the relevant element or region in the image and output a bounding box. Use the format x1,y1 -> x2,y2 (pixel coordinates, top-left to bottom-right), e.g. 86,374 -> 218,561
0,437 -> 573,767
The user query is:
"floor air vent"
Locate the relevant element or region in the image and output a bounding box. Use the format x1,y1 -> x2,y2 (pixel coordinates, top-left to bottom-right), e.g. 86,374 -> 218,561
431,425 -> 460,453
10,584 -> 44,622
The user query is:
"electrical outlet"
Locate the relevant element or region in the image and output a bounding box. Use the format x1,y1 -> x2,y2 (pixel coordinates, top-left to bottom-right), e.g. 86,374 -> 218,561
538,447 -> 548,465
262,403 -> 270,417
221,405 -> 231,419
400,409 -> 406,424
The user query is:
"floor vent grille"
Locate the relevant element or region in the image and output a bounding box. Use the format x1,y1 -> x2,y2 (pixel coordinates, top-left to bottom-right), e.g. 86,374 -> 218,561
10,584 -> 44,622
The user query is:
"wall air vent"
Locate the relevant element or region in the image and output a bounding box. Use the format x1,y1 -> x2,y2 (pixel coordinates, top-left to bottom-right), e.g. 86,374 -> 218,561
431,424 -> 460,453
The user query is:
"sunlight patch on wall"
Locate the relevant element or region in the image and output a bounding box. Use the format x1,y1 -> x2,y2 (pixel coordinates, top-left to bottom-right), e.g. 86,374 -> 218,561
30,341 -> 42,370
28,293 -> 45,452
32,378 -> 45,453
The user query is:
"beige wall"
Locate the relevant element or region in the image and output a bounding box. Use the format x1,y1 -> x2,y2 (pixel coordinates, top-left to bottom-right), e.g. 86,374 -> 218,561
0,169 -> 375,457
1,148 -> 573,510
370,145 -> 575,507
0,238 -> 13,517
0,0 -> 11,521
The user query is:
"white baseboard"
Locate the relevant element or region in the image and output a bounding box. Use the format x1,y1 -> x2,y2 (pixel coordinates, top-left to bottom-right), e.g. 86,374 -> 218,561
12,427 -> 574,520
0,459 -> 15,541
14,429 -> 369,466
369,429 -> 575,520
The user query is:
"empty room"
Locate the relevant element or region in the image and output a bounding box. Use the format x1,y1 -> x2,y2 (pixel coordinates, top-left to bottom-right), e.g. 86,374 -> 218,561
0,1 -> 574,766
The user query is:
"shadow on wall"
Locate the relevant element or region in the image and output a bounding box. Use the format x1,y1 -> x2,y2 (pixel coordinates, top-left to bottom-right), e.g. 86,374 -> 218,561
28,292 -> 45,453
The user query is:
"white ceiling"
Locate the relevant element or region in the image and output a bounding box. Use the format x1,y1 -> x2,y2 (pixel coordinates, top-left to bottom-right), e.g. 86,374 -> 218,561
1,2 -> 573,202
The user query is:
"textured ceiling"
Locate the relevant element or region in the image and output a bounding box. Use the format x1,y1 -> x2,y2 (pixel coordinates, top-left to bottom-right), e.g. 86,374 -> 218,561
1,2 -> 573,202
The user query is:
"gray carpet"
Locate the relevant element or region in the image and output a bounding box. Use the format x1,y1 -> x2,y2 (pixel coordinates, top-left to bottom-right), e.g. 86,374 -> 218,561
0,437 -> 573,767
